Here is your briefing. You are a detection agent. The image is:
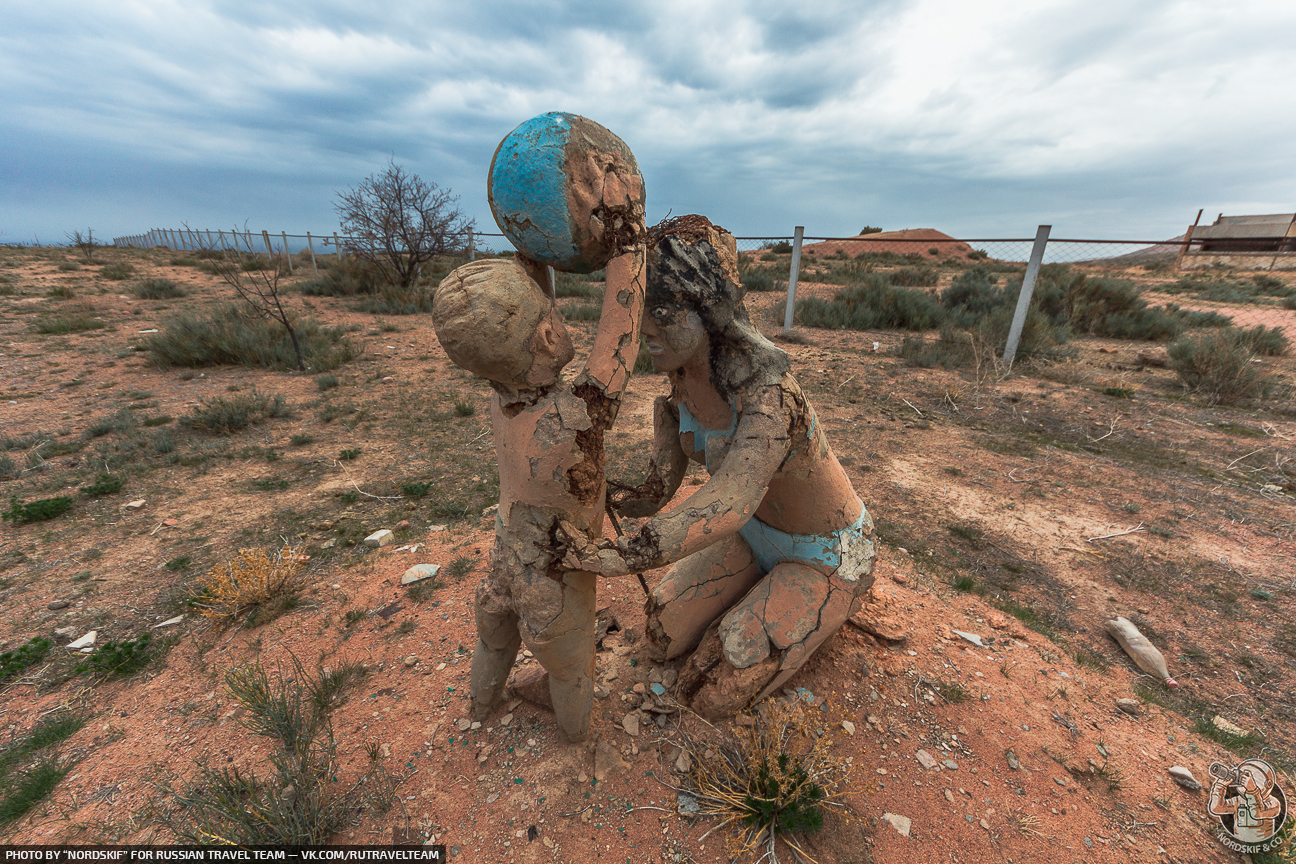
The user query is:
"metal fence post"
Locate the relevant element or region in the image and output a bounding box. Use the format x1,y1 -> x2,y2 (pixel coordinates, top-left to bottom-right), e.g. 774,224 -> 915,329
306,232 -> 318,276
1002,225 -> 1051,368
782,226 -> 804,331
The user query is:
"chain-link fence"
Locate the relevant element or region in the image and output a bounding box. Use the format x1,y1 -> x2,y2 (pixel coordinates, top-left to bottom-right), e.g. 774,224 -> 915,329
119,226 -> 1296,355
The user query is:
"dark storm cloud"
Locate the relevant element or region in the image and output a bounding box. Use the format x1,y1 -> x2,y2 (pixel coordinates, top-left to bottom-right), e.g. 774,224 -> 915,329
1,0 -> 1294,242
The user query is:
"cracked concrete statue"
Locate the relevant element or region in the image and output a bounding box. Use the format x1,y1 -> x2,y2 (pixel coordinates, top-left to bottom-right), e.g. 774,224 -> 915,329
561,215 -> 876,719
431,113 -> 645,743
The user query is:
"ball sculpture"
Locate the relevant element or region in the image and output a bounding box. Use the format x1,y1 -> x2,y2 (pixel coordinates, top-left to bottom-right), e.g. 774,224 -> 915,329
488,112 -> 645,273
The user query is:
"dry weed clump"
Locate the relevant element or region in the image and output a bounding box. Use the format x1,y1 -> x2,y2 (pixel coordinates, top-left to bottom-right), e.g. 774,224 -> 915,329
671,700 -> 857,863
193,547 -> 311,627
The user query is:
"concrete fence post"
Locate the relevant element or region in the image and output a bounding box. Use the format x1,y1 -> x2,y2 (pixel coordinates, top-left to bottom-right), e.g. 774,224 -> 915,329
1002,224 -> 1051,369
782,226 -> 805,331
468,228 -> 476,262
306,232 -> 318,276
281,231 -> 293,274
334,232 -> 344,261
261,230 -> 275,259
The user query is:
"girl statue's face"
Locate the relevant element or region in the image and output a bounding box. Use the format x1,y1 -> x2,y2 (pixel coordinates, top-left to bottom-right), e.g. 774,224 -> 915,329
641,306 -> 706,373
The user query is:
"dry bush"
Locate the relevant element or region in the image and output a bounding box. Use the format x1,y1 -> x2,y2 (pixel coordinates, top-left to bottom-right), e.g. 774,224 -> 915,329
193,546 -> 311,627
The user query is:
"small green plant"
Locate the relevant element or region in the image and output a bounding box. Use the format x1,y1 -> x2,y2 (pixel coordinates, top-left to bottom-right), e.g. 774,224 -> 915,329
677,702 -> 849,862
36,302 -> 104,334
0,637 -> 53,683
1072,647 -> 1109,672
80,473 -> 124,497
947,523 -> 983,545
3,495 -> 73,523
133,278 -> 186,299
453,400 -> 475,417
343,609 -> 367,628
400,481 -> 433,498
57,260 -> 81,272
142,415 -> 174,427
99,262 -> 135,281
75,632 -> 154,677
165,556 -> 192,571
339,491 -> 359,505
315,373 -> 340,391
290,433 -> 315,446
446,556 -> 476,580
156,656 -> 390,845
934,679 -> 971,703
147,305 -> 361,372
405,577 -> 443,603
1102,387 -> 1134,399
49,283 -> 77,299
186,390 -> 291,434
338,448 -> 362,461
253,478 -> 289,492
951,575 -> 977,592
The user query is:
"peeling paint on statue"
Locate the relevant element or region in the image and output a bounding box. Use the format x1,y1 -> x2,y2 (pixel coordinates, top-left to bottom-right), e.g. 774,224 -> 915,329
561,215 -> 877,720
433,114 -> 645,742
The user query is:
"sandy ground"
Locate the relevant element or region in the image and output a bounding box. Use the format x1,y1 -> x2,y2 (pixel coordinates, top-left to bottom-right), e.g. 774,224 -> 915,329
1,245 -> 1294,863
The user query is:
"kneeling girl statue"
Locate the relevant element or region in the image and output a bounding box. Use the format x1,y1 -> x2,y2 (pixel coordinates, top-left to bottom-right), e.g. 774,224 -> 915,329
565,215 -> 877,718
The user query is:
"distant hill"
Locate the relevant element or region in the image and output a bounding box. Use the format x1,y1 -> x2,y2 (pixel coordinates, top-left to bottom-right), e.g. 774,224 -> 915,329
800,228 -> 978,261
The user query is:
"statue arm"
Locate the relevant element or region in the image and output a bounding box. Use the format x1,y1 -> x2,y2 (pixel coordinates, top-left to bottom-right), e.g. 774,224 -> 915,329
610,396 -> 688,518
572,246 -> 645,402
617,387 -> 789,571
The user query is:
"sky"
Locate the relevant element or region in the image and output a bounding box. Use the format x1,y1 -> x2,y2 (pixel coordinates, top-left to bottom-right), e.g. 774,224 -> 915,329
3,0 -> 1295,247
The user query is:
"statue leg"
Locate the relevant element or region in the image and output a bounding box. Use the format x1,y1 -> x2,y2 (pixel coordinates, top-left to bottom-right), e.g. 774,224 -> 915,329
679,560 -> 863,718
470,571 -> 522,722
644,533 -> 760,661
518,570 -> 598,743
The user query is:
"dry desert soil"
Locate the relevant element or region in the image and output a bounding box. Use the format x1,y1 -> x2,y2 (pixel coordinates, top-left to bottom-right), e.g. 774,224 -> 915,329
0,242 -> 1294,864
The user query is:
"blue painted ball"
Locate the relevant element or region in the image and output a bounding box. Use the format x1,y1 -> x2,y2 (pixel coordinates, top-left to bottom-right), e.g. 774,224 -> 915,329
488,112 -> 644,273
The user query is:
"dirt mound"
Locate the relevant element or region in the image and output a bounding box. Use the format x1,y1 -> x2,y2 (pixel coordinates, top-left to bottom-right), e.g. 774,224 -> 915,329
802,228 -> 978,260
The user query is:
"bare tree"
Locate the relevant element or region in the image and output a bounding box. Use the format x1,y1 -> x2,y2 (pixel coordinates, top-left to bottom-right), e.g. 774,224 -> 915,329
334,159 -> 475,288
67,228 -> 96,262
198,223 -> 306,371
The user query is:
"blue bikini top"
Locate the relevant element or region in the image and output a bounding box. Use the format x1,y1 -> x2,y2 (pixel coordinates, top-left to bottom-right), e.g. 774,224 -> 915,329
677,400 -> 817,474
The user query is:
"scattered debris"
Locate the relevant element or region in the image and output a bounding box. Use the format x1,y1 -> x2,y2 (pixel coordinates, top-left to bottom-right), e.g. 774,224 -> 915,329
1168,766 -> 1202,791
881,813 -> 912,837
952,629 -> 984,647
1115,698 -> 1142,716
1106,617 -> 1177,687
401,563 -> 440,585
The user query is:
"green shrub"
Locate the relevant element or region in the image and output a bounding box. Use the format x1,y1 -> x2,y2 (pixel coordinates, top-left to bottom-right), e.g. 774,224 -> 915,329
740,268 -> 779,293
86,409 -> 137,438
75,632 -> 153,676
99,262 -> 135,280
1168,330 -> 1278,406
1162,303 -> 1233,329
767,240 -> 793,254
400,481 -> 433,498
888,266 -> 939,287
147,305 -> 361,371
794,273 -> 944,331
315,373 -> 339,391
35,302 -> 104,334
49,284 -> 77,299
133,277 -> 186,299
562,304 -> 601,322
186,390 -> 292,434
354,286 -> 435,315
80,473 -> 124,496
454,400 -> 474,417
0,455 -> 16,480
156,657 -> 390,845
338,448 -> 361,461
555,271 -> 604,298
57,260 -> 81,272
1234,324 -> 1289,357
3,496 -> 72,523
0,637 -> 52,683
297,259 -> 384,296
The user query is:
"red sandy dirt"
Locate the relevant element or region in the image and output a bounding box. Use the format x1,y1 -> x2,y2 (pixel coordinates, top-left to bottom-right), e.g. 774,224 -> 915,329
0,246 -> 1293,863
800,229 -> 979,261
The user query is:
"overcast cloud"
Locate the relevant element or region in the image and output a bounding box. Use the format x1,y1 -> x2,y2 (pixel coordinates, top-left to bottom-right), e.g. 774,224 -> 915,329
3,0 -> 1293,244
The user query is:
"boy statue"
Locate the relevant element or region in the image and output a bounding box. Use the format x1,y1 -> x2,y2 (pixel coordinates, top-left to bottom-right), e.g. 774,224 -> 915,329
432,241 -> 644,742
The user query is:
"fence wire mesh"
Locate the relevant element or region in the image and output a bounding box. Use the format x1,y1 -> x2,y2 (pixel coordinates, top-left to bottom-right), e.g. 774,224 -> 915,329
118,228 -> 1296,351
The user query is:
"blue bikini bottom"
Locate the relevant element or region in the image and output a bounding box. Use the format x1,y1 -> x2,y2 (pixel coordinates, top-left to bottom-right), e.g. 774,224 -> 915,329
738,506 -> 873,577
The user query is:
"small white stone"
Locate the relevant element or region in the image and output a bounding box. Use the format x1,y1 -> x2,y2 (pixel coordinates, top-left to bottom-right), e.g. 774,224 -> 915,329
67,631 -> 97,650
841,720 -> 856,736
401,563 -> 440,585
124,499 -> 146,510
500,713 -> 513,727
952,630 -> 984,647
915,750 -> 938,770
364,529 -> 395,548
153,615 -> 184,628
882,813 -> 911,837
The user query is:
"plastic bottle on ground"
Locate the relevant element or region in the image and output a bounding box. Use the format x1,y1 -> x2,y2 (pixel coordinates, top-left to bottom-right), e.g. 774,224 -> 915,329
1106,616 -> 1177,687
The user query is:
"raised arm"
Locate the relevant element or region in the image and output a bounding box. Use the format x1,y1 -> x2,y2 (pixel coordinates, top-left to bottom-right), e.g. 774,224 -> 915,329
573,245 -> 645,401
609,395 -> 689,518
